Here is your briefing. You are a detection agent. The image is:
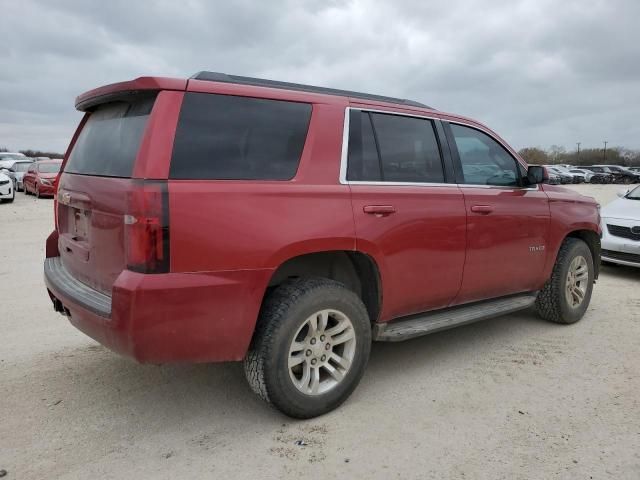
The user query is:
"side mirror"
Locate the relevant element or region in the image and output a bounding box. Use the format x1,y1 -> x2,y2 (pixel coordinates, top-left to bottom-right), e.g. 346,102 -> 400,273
617,189 -> 629,198
526,165 -> 547,185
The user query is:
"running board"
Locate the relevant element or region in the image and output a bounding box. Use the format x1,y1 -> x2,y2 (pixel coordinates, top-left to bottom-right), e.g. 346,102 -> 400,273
373,293 -> 537,342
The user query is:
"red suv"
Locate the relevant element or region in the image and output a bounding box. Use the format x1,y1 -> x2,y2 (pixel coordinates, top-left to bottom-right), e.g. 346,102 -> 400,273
44,72 -> 601,418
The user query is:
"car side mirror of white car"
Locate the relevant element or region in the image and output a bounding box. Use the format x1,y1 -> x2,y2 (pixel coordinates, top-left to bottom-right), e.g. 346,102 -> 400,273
617,189 -> 629,198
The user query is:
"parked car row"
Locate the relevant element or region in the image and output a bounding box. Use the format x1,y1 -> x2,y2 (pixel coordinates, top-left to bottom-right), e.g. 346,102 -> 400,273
0,155 -> 62,202
542,163 -> 640,184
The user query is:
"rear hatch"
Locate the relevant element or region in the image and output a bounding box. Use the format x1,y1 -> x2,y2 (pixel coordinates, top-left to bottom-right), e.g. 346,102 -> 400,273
57,93 -> 162,296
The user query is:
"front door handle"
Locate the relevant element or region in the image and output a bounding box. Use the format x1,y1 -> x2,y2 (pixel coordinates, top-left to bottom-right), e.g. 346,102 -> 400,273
470,205 -> 493,214
363,205 -> 396,216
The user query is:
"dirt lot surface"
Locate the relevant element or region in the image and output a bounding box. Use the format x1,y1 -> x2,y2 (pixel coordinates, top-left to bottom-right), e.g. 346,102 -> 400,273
1,184 -> 639,479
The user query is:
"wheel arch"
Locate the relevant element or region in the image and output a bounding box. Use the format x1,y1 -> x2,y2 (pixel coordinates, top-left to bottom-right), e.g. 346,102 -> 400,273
563,229 -> 601,279
266,250 -> 383,324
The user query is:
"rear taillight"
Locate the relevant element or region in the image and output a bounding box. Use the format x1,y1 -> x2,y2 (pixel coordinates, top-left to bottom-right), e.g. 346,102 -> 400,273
125,180 -> 170,274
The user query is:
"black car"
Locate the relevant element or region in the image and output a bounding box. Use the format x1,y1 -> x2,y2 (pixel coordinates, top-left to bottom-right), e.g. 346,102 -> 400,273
582,166 -> 618,183
596,165 -> 640,184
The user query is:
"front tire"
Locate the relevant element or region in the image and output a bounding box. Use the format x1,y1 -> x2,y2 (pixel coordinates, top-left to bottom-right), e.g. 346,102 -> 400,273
535,238 -> 594,324
244,278 -> 371,418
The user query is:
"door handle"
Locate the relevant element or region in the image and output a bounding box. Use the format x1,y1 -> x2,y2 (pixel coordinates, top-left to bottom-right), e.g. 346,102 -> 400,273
470,205 -> 493,214
363,205 -> 396,216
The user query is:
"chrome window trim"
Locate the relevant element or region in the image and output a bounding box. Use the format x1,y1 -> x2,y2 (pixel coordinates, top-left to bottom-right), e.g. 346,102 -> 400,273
339,106 -> 539,191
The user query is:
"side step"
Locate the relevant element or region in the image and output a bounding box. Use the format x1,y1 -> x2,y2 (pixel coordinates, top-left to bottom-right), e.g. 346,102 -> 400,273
373,293 -> 537,342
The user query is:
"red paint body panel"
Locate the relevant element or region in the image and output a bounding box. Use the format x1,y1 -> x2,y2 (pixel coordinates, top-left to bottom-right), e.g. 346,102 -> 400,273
45,265 -> 272,362
45,74 -> 601,364
454,186 -> 551,304
75,76 -> 187,111
349,185 -> 467,320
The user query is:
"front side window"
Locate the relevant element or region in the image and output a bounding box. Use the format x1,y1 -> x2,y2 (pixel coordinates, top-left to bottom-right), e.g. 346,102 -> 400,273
170,93 -> 311,180
450,123 -> 520,186
347,110 -> 444,183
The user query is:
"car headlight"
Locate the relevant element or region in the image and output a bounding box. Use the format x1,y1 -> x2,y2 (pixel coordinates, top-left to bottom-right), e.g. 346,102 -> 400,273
41,179 -> 52,185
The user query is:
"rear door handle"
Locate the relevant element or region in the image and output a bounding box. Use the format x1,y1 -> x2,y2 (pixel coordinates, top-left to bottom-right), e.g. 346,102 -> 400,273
363,205 -> 396,216
470,205 -> 493,214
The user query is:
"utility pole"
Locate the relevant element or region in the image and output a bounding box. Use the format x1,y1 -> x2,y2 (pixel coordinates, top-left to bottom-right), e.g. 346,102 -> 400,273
603,140 -> 608,162
576,142 -> 581,158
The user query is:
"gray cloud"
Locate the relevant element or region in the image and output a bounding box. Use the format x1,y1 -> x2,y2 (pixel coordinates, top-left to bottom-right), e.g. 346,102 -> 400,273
1,0 -> 639,152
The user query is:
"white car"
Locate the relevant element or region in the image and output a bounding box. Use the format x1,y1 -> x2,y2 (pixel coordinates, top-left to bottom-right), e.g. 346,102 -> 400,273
0,171 -> 15,203
600,185 -> 640,267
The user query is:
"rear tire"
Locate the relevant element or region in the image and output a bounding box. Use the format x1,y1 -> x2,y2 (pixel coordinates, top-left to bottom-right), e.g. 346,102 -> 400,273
244,278 -> 371,418
535,238 -> 594,324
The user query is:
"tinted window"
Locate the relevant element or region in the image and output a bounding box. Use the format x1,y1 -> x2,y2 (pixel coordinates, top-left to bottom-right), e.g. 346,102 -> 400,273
346,111 -> 381,181
170,93 -> 311,180
65,94 -> 155,177
347,110 -> 444,183
372,113 -> 444,183
450,124 -> 520,186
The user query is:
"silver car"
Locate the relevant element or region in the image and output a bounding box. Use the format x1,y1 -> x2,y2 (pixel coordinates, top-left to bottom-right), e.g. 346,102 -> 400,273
0,160 -> 34,191
600,185 -> 640,267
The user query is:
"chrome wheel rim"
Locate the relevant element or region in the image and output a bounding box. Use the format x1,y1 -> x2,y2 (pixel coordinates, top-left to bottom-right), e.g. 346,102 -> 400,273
288,309 -> 356,396
566,255 -> 589,308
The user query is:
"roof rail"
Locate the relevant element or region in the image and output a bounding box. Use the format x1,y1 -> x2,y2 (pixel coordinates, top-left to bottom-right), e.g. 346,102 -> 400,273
191,71 -> 432,109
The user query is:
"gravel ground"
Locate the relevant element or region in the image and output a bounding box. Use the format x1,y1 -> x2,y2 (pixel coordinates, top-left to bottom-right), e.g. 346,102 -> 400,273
1,184 -> 639,479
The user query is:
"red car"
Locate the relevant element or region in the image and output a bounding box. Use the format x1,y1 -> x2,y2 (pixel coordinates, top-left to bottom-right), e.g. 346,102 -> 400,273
23,160 -> 62,197
44,73 -> 601,418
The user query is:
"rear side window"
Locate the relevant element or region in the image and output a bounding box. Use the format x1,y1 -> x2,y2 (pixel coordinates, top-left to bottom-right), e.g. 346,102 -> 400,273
65,94 -> 156,177
170,93 -> 312,180
347,110 -> 444,183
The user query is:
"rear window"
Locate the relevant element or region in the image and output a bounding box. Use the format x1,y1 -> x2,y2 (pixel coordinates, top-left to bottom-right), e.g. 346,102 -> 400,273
170,93 -> 312,180
38,163 -> 61,173
65,94 -> 156,177
14,162 -> 32,172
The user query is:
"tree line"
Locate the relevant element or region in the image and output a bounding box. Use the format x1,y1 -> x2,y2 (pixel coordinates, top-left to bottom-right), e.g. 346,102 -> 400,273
0,147 -> 64,158
518,146 -> 640,167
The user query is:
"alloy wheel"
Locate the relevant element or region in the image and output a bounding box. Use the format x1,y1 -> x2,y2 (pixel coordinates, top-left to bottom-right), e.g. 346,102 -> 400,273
566,255 -> 589,308
288,309 -> 356,396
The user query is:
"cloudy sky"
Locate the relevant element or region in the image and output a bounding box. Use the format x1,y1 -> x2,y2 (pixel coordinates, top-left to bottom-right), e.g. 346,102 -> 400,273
1,0 -> 639,153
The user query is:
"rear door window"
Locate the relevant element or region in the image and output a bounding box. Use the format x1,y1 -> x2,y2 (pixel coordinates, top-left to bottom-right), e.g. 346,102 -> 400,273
65,94 -> 156,177
347,110 -> 444,183
170,93 -> 312,180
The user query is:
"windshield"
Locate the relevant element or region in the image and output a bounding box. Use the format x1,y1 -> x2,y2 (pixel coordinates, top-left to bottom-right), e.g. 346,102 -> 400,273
13,162 -> 32,172
38,163 -> 61,174
626,185 -> 640,200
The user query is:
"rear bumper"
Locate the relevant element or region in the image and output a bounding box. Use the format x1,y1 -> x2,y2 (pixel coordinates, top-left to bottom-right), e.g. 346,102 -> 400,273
44,256 -> 273,363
